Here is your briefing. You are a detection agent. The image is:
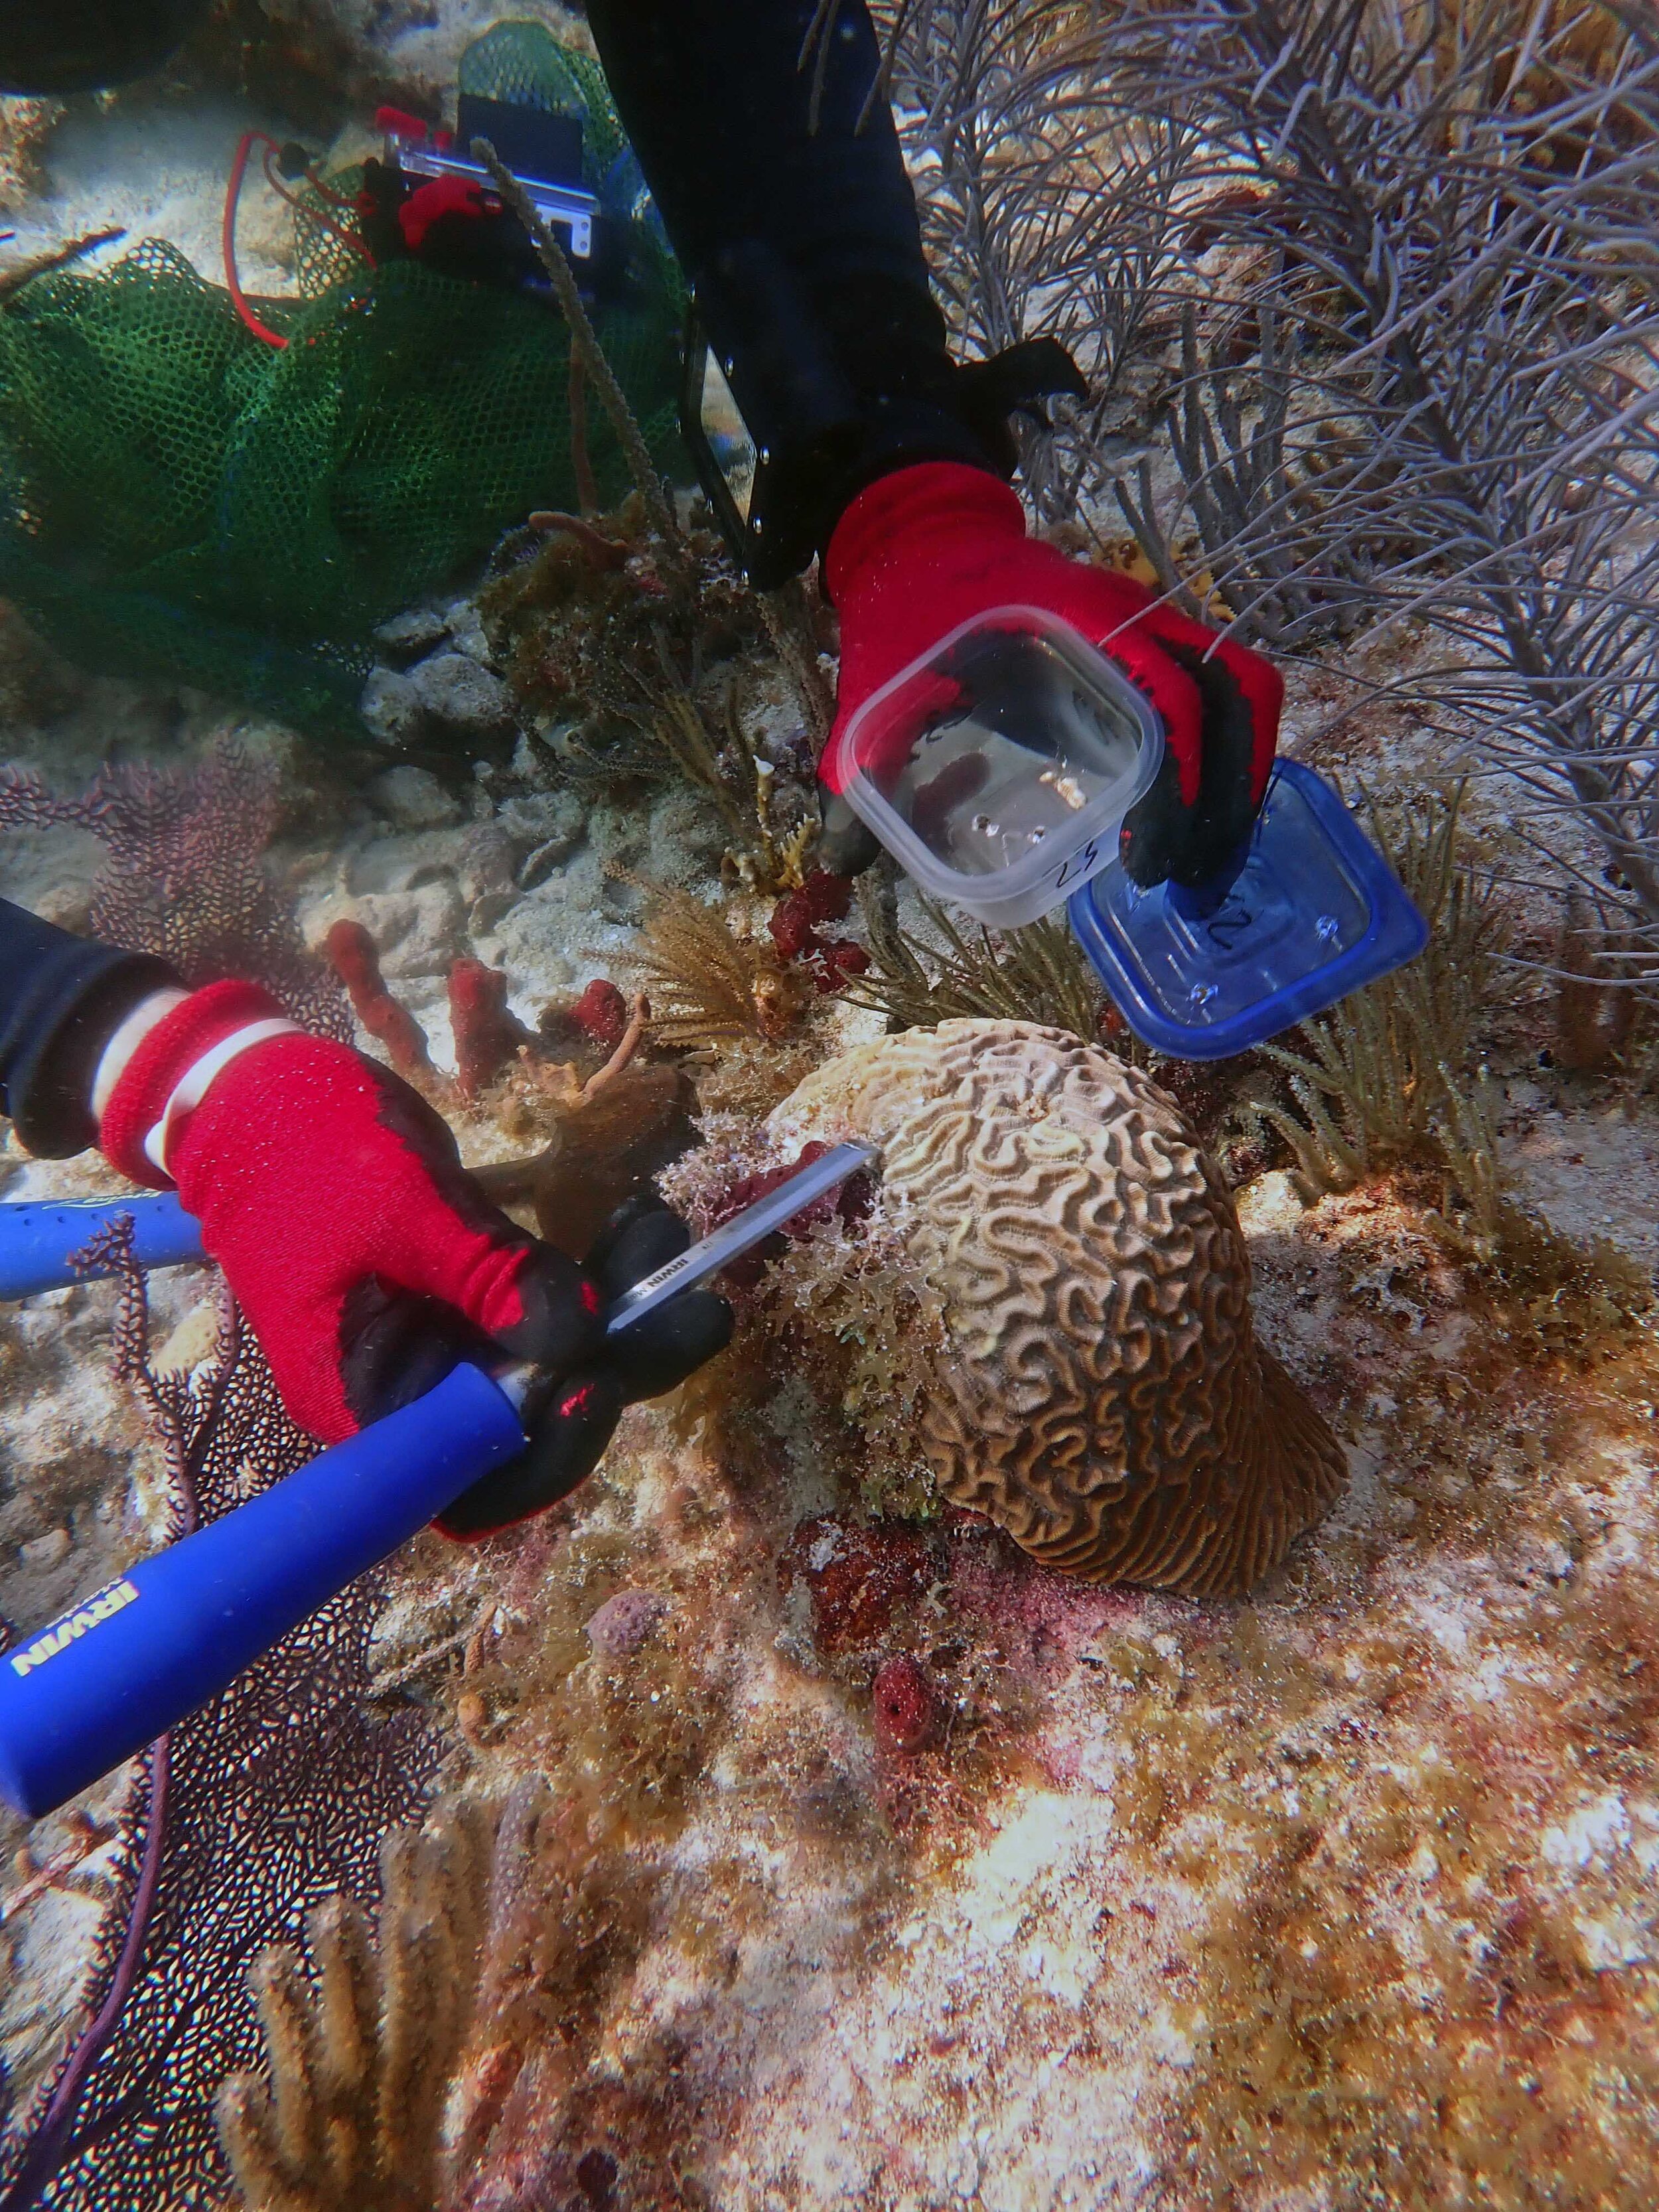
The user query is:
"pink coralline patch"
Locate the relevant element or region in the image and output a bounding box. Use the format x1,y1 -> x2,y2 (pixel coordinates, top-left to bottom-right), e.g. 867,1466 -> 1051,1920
778,1512 -> 943,1655
872,1655 -> 938,1755
1039,1732 -> 1086,1789
947,1524 -> 1127,1681
584,1587 -> 668,1656
449,958 -> 535,1099
323,919 -> 434,1077
768,870 -> 870,994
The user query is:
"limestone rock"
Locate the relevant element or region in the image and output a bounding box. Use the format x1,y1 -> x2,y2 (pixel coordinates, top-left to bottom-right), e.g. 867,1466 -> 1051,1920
358,665 -> 423,747
498,790 -> 587,884
19,1528 -> 69,1570
341,883 -> 465,981
372,604 -> 451,664
366,765 -> 463,830
410,651 -> 514,737
772,1020 -> 1346,1597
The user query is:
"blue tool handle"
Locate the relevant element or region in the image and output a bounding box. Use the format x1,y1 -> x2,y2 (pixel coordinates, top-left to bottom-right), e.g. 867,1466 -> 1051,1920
0,1194 -> 207,1299
0,1362 -> 526,1819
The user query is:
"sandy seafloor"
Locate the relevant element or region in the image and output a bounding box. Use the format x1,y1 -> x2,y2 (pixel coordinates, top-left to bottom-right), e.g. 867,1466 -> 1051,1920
1,24 -> 1658,2212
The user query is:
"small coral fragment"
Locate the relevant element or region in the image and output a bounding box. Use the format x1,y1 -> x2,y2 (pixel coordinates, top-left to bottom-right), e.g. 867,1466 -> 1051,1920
584,1587 -> 668,1656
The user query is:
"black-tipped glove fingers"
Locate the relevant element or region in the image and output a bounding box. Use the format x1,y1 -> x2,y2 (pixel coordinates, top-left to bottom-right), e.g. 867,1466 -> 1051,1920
435,1195 -> 733,1539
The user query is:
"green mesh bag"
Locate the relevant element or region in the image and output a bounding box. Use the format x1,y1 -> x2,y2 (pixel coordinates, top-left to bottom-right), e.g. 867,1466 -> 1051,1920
0,28 -> 685,732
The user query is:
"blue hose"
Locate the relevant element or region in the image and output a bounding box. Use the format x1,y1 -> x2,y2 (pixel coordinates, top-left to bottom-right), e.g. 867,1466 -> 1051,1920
0,1194 -> 206,1299
0,1361 -> 526,1818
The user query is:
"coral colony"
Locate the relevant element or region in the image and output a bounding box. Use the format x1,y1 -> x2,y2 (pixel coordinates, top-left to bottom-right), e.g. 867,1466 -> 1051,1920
772,1021 -> 1346,1592
0,745 -> 348,1037
1,5 -> 1658,2211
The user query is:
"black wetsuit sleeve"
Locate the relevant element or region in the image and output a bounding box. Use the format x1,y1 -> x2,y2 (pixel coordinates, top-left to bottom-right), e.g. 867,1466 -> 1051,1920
585,0 -> 928,306
583,2 -> 1078,568
0,898 -> 179,1157
584,0 -> 1008,507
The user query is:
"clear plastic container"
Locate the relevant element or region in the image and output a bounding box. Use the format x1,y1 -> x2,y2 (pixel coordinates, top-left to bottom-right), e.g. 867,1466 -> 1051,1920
1068,759 -> 1429,1060
835,605 -> 1164,928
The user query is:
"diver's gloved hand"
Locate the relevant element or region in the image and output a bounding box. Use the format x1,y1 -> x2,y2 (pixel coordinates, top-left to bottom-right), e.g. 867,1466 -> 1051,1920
817,462 -> 1282,890
96,983 -> 731,1533
435,1192 -> 729,1540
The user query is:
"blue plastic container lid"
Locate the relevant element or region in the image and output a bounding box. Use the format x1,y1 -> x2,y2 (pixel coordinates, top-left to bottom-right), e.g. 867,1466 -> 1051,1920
1068,759 -> 1429,1061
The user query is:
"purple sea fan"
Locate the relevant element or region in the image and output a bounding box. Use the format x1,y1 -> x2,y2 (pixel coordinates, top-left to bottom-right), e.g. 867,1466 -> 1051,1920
0,735 -> 347,1035
0,1220 -> 438,2209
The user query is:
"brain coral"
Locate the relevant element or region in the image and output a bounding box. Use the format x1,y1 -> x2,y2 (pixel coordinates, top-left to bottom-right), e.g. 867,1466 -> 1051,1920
770,1021 -> 1345,1597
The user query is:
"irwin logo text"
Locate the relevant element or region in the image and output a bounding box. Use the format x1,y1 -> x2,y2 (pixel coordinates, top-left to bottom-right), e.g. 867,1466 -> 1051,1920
9,1580 -> 140,1676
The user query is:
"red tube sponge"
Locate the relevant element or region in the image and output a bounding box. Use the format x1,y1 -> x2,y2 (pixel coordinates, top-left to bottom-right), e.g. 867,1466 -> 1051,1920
323,919 -> 433,1077
448,959 -> 535,1100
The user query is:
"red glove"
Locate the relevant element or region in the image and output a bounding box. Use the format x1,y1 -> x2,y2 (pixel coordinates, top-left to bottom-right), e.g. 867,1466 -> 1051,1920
818,462 -> 1281,889
398,173 -> 488,254
97,982 -> 731,1538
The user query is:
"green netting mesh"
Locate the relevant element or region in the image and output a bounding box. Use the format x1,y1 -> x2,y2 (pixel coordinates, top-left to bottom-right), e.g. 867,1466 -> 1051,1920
0,27 -> 685,732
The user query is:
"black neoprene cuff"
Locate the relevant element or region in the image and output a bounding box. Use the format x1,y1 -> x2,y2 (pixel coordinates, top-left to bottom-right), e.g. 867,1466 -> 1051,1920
0,901 -> 180,1157
810,273 -> 1089,565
